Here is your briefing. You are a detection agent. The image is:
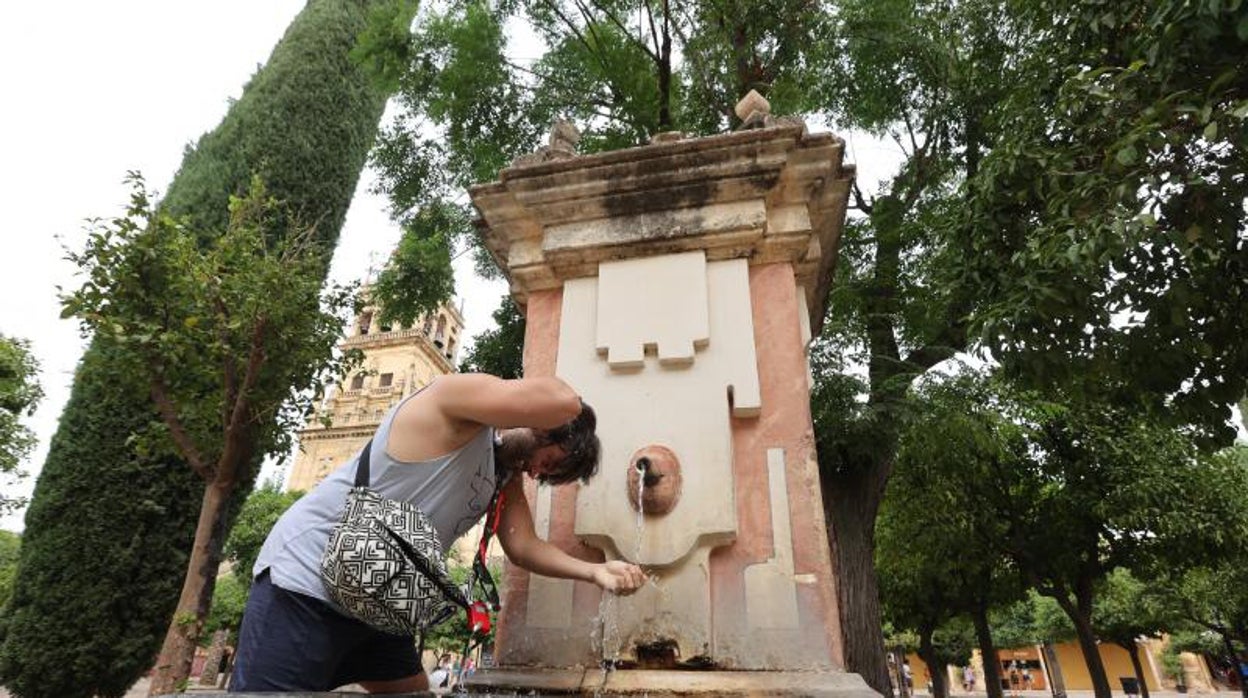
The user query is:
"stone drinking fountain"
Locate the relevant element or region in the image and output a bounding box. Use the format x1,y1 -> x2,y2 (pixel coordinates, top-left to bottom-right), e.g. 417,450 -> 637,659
463,92 -> 876,697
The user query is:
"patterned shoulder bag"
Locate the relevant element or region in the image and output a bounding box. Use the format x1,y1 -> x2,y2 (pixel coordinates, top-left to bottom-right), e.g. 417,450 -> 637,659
319,439 -> 503,637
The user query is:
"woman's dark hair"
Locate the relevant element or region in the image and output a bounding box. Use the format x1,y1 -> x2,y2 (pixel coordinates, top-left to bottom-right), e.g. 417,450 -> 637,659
538,400 -> 600,486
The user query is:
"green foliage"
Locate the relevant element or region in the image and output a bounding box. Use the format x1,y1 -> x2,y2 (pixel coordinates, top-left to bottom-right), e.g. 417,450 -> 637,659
372,203 -> 460,328
877,380 -> 1024,638
56,175 -> 359,688
808,3 -> 1026,682
1093,568 -> 1169,649
0,530 -> 19,614
908,372 -> 1247,604
0,336 -> 41,515
351,0 -> 423,92
930,618 -> 976,669
223,481 -> 303,589
0,341 -> 204,698
990,591 -> 1075,649
1161,644 -> 1185,684
202,574 -> 248,645
0,3 -> 396,696
1144,512 -> 1248,657
458,296 -> 525,379
882,622 -> 920,653
366,0 -> 832,318
959,0 -> 1248,445
62,175 -> 359,474
1167,629 -> 1224,657
899,370 -> 1248,697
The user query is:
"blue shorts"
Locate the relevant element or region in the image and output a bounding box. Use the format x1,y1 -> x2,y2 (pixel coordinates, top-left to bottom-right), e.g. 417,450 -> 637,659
229,570 -> 422,692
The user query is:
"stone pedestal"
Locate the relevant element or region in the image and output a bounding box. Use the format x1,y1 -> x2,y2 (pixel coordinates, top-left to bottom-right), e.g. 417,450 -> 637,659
468,119 -> 861,692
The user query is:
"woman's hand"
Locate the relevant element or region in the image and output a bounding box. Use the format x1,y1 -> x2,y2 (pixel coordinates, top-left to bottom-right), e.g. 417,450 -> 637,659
590,560 -> 646,595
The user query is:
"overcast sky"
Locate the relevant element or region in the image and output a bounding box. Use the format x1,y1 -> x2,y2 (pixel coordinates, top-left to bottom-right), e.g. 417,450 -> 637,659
0,1 -> 517,529
0,2 -> 915,531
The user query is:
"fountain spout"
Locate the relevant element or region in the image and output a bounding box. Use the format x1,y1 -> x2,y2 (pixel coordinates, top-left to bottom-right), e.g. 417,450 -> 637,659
627,446 -> 682,516
636,457 -> 664,487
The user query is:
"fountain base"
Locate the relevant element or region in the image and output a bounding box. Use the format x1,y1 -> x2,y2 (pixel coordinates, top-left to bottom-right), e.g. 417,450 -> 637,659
465,667 -> 881,696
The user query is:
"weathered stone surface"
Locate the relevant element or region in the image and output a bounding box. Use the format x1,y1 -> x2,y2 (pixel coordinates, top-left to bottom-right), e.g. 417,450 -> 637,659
649,130 -> 687,144
734,89 -> 771,120
470,124 -> 852,337
465,668 -> 880,697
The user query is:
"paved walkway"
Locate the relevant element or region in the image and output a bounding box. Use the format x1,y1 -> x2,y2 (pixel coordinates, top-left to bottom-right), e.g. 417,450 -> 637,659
4,679 -> 1240,697
903,692 -> 1242,698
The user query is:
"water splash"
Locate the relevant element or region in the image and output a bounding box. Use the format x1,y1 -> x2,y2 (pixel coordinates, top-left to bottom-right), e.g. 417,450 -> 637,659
635,469 -> 646,560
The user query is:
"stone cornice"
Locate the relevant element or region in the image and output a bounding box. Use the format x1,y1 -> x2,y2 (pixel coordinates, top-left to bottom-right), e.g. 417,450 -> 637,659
297,423 -> 378,442
469,123 -> 854,335
340,328 -> 454,372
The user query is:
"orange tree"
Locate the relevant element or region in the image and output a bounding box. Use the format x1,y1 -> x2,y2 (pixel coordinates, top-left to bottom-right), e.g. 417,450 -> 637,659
59,177 -> 358,694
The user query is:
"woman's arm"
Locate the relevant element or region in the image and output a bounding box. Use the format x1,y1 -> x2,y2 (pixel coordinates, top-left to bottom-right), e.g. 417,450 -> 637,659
433,373 -> 580,430
494,477 -> 645,593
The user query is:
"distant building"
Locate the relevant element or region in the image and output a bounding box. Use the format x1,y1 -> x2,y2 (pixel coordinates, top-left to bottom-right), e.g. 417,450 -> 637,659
288,294 -> 465,492
905,638 -> 1225,695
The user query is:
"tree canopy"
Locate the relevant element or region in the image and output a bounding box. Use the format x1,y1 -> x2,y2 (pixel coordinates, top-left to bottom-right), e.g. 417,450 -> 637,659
61,176 -> 361,693
892,370 -> 1248,698
958,0 -> 1248,446
0,335 -> 41,516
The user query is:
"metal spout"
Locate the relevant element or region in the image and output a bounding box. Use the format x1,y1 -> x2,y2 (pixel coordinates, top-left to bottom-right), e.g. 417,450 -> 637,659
635,457 -> 663,487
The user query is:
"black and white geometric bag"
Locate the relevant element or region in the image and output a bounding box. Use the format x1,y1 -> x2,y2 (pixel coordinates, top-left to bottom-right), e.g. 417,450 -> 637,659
319,439 -> 469,636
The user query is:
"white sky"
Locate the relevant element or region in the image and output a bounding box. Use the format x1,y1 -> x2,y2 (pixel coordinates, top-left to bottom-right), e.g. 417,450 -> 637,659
0,1 -> 514,530
0,2 -> 910,532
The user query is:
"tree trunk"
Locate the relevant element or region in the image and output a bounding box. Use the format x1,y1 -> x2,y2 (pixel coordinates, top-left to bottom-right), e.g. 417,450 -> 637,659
148,480 -> 234,696
1125,641 -> 1150,698
1042,641 -> 1067,698
655,0 -> 672,130
823,463 -> 892,695
1065,607 -> 1112,698
895,647 -> 912,698
971,604 -> 1004,698
920,627 -> 949,698
1219,631 -> 1248,698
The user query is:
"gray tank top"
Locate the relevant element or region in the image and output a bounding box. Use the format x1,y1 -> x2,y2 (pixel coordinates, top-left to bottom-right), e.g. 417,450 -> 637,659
254,390 -> 499,603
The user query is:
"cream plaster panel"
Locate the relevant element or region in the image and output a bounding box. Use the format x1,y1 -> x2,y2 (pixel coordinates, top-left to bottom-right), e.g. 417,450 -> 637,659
709,261 -> 762,417
561,257 -> 759,566
744,448 -> 800,630
604,548 -> 712,663
526,484 -> 575,629
596,252 -> 709,368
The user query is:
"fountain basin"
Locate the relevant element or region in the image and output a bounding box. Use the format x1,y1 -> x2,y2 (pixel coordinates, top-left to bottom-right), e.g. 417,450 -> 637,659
465,667 -> 881,696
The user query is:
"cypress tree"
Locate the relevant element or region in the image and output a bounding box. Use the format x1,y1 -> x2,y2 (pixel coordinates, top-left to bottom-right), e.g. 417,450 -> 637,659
0,2 -> 407,696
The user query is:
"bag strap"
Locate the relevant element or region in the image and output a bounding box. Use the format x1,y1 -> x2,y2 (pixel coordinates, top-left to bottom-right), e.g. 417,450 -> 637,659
469,483 -> 506,610
355,433 -> 503,608
353,439 -> 373,488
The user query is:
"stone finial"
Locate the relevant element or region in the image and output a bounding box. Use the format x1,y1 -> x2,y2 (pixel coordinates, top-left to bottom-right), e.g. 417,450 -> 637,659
511,120 -> 582,167
548,119 -> 581,154
734,89 -> 771,124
